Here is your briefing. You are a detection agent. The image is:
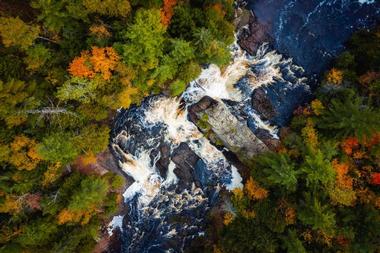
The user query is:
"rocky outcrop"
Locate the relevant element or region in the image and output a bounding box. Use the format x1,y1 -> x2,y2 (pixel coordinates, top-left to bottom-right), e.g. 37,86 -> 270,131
153,143 -> 171,178
189,96 -> 268,164
237,11 -> 272,55
251,88 -> 276,120
254,128 -> 280,151
171,143 -> 202,190
251,83 -> 311,127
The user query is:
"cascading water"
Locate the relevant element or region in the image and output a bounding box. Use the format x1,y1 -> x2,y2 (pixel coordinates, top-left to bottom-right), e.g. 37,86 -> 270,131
109,33 -> 310,252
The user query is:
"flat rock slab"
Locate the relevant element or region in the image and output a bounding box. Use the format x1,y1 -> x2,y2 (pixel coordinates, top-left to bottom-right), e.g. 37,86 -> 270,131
189,96 -> 268,164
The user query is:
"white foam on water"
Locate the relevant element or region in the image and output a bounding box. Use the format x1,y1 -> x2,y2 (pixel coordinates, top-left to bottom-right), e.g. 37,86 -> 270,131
358,0 -> 375,4
163,160 -> 178,186
110,34 -> 310,250
107,215 -> 124,236
226,166 -> 243,190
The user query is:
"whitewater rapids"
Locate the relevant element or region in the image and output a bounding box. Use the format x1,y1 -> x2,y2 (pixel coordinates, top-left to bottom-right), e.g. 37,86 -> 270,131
109,36 -> 309,252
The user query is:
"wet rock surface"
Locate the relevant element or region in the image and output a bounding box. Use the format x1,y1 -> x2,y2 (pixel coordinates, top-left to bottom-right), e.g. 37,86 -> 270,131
171,143 -> 202,190
251,81 -> 311,127
238,11 -> 273,55
251,87 -> 276,120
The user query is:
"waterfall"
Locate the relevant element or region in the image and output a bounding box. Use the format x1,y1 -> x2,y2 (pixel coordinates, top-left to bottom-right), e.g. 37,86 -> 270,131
108,36 -> 309,252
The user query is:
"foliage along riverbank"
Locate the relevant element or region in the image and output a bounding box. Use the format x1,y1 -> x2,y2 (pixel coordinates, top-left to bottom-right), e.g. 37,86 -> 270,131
207,27 -> 380,253
0,1 -> 235,252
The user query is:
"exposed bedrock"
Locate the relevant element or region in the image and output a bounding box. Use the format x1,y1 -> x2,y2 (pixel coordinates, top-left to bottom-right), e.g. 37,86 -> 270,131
189,96 -> 269,165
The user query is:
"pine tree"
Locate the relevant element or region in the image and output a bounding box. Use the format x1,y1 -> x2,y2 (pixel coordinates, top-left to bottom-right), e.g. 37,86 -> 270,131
253,152 -> 300,192
316,94 -> 380,140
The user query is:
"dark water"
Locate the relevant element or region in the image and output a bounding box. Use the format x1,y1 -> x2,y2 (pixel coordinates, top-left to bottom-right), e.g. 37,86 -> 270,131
110,1 -> 380,252
248,0 -> 380,75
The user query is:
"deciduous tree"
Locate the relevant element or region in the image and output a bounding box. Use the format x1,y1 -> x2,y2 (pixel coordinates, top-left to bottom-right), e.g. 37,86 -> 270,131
0,17 -> 40,50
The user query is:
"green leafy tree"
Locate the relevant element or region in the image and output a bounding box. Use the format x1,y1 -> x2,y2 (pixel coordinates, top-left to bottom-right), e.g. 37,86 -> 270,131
16,218 -> 58,247
204,40 -> 231,66
73,124 -> 110,154
169,39 -> 195,64
169,80 -> 186,96
121,9 -> 166,71
0,79 -> 38,127
301,150 -> 336,190
31,0 -> 88,32
68,176 -> 109,212
24,44 -> 52,71
56,77 -> 101,103
37,132 -> 79,164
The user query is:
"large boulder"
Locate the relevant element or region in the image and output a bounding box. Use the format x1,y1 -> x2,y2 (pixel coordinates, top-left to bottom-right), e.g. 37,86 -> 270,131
189,96 -> 268,164
237,11 -> 272,55
171,143 -> 202,190
251,82 -> 311,127
251,87 -> 276,120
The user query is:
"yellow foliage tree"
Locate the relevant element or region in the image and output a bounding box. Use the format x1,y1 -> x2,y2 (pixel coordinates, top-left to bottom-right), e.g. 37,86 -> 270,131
9,135 -> 42,170
302,118 -> 318,150
118,86 -> 140,108
223,212 -> 234,225
0,195 -> 22,214
57,208 -> 95,225
0,17 -> 40,50
245,177 -> 268,201
42,162 -> 62,187
83,0 -> 131,17
285,207 -> 296,225
326,68 -> 343,85
311,99 -> 325,116
57,209 -> 80,224
80,153 -> 97,166
89,24 -> 111,38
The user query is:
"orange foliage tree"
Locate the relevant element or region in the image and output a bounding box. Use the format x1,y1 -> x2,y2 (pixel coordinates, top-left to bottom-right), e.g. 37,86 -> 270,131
161,0 -> 177,26
211,3 -> 226,18
341,137 -> 359,155
68,47 -> 119,80
332,160 -> 353,189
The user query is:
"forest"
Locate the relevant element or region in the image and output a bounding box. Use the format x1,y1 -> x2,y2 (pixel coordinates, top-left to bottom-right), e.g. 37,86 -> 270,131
1,0 -> 380,253
0,0 -> 234,252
